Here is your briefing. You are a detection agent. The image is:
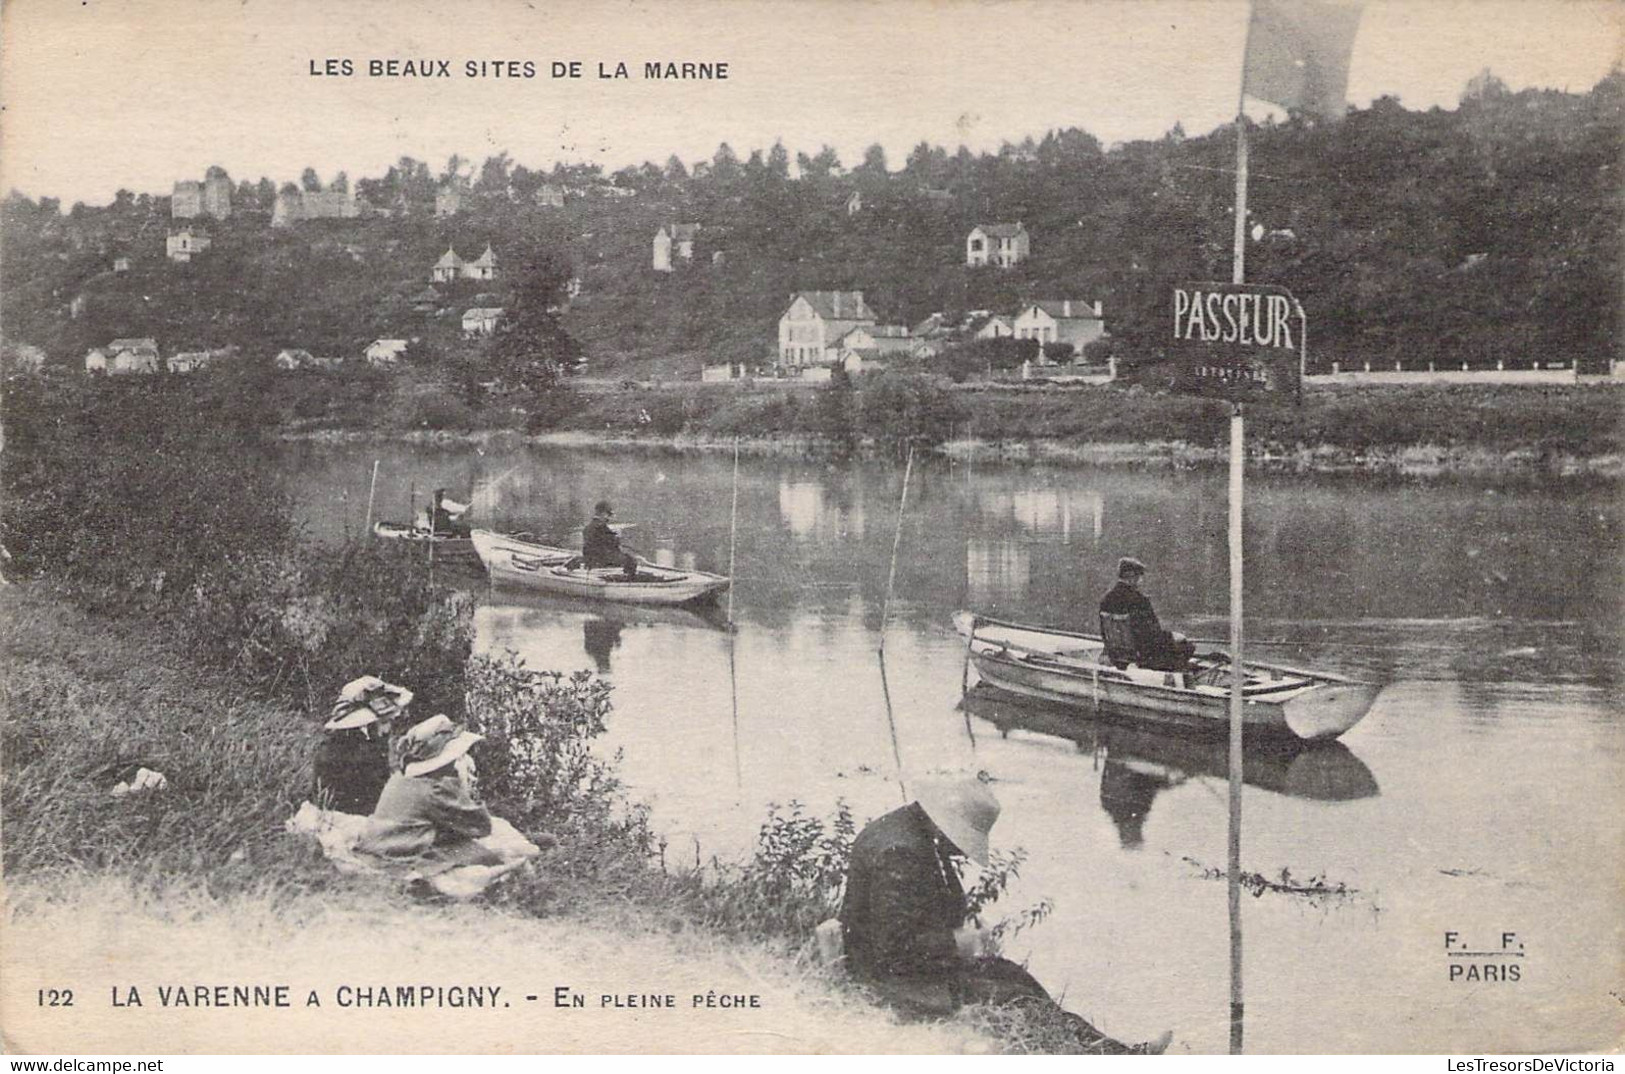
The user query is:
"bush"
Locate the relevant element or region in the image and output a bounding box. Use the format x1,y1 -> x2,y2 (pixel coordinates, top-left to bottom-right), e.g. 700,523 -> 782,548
857,372 -> 966,456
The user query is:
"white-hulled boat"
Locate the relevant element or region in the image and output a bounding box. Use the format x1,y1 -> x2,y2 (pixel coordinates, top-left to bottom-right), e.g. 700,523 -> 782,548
471,529 -> 730,607
955,612 -> 1381,742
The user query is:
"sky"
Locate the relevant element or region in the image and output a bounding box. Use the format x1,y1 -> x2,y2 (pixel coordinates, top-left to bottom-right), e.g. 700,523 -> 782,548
1,0 -> 1620,206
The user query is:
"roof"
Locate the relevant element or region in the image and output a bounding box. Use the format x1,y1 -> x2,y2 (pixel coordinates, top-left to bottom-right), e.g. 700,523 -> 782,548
368,338 -> 409,349
788,291 -> 877,322
972,222 -> 1026,238
1026,300 -> 1101,321
467,245 -> 497,267
871,325 -> 911,338
659,223 -> 700,241
434,248 -> 463,268
108,338 -> 158,352
462,307 -> 504,318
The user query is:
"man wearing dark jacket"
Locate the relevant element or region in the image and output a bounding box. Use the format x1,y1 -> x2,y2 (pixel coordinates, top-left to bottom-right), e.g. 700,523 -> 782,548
839,777 -> 1170,1054
1099,557 -> 1195,671
582,500 -> 637,580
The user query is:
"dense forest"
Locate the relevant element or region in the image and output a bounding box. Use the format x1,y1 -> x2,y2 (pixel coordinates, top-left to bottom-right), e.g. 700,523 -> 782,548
2,69 -> 1620,377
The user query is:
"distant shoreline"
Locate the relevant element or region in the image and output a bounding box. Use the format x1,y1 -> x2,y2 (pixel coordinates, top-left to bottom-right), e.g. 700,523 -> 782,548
280,427 -> 1625,479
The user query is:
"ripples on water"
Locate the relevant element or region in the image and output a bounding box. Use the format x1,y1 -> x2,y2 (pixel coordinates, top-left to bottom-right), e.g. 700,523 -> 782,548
289,443 -> 1624,1052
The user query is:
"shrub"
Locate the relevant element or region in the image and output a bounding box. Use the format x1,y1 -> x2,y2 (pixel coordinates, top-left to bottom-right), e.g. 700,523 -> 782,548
857,372 -> 966,456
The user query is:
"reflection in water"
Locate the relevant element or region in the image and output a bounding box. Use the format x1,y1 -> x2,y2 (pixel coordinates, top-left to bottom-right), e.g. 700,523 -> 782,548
961,685 -> 1380,848
966,537 -> 1031,606
582,618 -> 624,673
286,443 -> 1625,1052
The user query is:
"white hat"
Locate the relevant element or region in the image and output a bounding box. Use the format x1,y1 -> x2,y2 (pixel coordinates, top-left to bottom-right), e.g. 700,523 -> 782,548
915,775 -> 1001,866
398,714 -> 484,777
324,676 -> 414,731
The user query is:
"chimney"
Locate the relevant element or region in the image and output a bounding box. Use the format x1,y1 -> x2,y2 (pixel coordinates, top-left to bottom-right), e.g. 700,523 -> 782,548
833,292 -> 842,317
853,290 -> 863,315
1094,300 -> 1103,317
1063,300 -> 1071,317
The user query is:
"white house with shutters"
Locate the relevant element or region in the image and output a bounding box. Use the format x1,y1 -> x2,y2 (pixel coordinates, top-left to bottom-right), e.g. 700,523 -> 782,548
1012,300 -> 1106,357
776,291 -> 878,370
966,223 -> 1029,268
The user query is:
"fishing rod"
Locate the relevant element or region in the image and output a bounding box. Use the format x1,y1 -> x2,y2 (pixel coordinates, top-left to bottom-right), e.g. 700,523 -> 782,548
877,444 -> 915,803
363,459 -> 380,538
727,436 -> 742,792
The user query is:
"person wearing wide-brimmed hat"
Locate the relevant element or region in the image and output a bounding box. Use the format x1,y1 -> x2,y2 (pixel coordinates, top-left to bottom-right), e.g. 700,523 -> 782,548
356,714 -> 505,871
839,775 -> 1171,1054
312,676 -> 414,815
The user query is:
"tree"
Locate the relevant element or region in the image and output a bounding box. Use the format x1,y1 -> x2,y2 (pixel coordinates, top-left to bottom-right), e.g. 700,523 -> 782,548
300,168 -> 322,192
329,171 -> 349,194
440,154 -> 468,186
487,247 -> 582,396
710,143 -> 741,182
664,155 -> 689,181
256,178 -> 276,207
476,152 -> 513,195
767,140 -> 790,179
857,144 -> 889,176
798,145 -> 841,179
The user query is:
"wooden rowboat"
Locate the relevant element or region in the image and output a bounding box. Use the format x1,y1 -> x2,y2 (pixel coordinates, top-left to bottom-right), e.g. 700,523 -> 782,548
955,612 -> 1381,742
471,529 -> 730,607
371,521 -> 480,565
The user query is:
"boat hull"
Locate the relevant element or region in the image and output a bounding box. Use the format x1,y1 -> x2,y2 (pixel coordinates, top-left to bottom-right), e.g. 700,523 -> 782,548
471,530 -> 730,607
958,612 -> 1379,742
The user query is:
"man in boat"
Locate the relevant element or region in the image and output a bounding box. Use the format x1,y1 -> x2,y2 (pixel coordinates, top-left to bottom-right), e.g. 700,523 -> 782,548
430,488 -> 472,538
582,500 -> 638,580
839,776 -> 1171,1054
1098,557 -> 1195,672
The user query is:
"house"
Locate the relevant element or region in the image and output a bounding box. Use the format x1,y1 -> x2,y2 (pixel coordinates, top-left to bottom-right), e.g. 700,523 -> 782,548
166,227 -> 211,262
830,324 -> 918,372
653,223 -> 699,272
90,338 -> 160,374
462,245 -> 498,282
113,256 -> 131,273
274,349 -> 315,371
432,248 -> 464,282
973,314 -> 1014,340
1012,300 -> 1106,358
461,307 -> 503,337
171,175 -> 228,219
966,223 -> 1029,268
777,290 -> 877,369
171,181 -> 203,219
167,348 -> 233,373
364,339 -> 410,366
912,313 -> 949,339
536,184 -> 565,208
435,186 -> 463,217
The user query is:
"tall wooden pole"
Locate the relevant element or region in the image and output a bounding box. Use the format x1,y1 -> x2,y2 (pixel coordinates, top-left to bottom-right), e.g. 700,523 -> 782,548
727,438 -> 742,791
1228,76 -> 1251,1058
363,460 -> 380,539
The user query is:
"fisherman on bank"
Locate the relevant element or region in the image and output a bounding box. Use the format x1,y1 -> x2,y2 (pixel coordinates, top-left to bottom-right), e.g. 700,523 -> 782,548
839,776 -> 1172,1054
313,675 -> 413,815
582,500 -> 638,580
1098,557 -> 1195,672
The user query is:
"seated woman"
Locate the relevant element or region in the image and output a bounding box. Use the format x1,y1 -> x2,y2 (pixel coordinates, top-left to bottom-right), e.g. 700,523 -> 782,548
357,715 -> 507,872
312,675 -> 413,815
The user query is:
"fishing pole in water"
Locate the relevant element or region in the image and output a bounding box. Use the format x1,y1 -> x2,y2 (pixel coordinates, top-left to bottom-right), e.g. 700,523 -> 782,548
877,444 -> 915,803
727,436 -> 742,793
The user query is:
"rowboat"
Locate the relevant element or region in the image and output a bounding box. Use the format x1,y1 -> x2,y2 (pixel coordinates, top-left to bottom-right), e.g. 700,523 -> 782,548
371,521 -> 480,565
954,612 -> 1381,741
470,529 -> 730,607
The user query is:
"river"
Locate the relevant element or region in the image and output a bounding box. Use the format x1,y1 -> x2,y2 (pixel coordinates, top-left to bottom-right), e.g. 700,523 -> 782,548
287,440 -> 1624,1054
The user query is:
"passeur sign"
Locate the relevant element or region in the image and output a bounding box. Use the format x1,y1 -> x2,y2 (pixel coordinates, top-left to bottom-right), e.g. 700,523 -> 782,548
1171,281 -> 1306,397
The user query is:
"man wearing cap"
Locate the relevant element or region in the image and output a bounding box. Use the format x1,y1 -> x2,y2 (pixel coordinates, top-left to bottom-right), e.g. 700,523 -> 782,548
312,676 -> 413,814
582,500 -> 637,580
840,776 -> 1170,1054
1099,557 -> 1195,672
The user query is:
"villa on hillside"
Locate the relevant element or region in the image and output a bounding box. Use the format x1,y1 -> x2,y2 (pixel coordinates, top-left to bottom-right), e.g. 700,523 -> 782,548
1012,299 -> 1106,356
776,290 -> 878,370
462,307 -> 504,337
652,223 -> 699,272
86,338 -> 160,375
364,339 -> 411,366
430,245 -> 500,283
966,223 -> 1029,268
166,227 -> 211,262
